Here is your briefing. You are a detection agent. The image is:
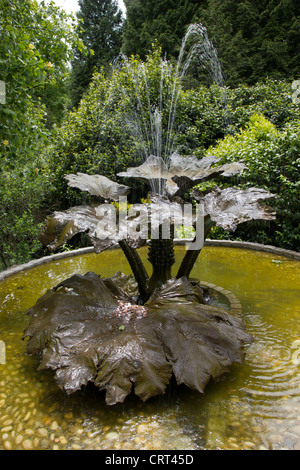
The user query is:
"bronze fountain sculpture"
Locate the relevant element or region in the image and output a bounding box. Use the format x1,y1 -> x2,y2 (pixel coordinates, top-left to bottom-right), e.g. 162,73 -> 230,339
23,25 -> 275,405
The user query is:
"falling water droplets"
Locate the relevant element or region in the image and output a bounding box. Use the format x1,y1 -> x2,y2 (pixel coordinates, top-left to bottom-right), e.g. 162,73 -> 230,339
113,24 -> 226,195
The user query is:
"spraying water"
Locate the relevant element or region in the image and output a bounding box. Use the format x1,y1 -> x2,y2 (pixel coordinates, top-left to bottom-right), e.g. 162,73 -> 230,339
114,24 -> 226,194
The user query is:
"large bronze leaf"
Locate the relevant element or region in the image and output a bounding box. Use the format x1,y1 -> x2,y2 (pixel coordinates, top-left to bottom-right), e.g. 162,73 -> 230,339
23,272 -> 172,405
40,204 -> 147,253
23,272 -> 253,405
39,205 -> 103,251
168,153 -> 246,196
65,173 -> 130,201
192,186 -> 276,231
118,155 -> 172,184
118,153 -> 246,197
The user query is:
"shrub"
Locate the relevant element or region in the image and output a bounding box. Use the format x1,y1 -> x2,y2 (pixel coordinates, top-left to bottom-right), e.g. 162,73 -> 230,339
47,50 -> 300,251
205,114 -> 300,250
0,163 -> 54,269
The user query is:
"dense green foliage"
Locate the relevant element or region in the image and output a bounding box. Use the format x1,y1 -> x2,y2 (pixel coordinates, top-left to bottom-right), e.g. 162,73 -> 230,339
205,115 -> 300,250
68,0 -> 123,108
0,0 -> 299,270
179,80 -> 300,154
0,0 -> 83,155
123,0 -> 300,86
122,0 -> 199,59
0,0 -> 84,268
0,162 -> 53,268
49,49 -> 181,207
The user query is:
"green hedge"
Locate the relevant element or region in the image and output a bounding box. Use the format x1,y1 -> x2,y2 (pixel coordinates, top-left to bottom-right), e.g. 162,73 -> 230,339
204,115 -> 300,250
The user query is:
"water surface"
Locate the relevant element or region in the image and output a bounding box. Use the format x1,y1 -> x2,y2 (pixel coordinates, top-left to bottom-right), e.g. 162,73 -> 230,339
0,246 -> 299,450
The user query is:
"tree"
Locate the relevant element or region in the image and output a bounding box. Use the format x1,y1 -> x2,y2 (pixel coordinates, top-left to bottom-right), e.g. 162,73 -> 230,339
122,0 -> 300,86
0,0 -> 84,164
69,0 -> 123,108
194,0 -> 300,86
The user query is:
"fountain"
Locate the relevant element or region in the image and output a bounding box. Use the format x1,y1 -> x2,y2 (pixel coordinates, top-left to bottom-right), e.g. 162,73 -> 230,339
22,25 -> 276,406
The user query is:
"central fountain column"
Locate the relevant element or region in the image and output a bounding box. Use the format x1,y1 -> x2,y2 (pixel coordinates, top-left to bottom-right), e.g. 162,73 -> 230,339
148,236 -> 175,292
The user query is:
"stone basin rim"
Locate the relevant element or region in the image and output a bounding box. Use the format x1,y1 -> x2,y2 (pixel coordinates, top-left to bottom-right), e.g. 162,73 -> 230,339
0,239 -> 298,282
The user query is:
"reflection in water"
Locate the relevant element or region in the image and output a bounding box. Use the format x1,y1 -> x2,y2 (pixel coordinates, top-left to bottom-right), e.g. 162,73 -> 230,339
0,246 -> 299,450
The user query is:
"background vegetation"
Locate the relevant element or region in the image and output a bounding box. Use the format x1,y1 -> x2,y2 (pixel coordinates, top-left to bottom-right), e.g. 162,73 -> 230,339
0,0 -> 299,269
123,0 -> 300,86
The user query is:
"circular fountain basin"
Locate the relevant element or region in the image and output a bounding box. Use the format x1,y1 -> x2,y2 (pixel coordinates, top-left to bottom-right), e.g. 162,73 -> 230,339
0,244 -> 299,450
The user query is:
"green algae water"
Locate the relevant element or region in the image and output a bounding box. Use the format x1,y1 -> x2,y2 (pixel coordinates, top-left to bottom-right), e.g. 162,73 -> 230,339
0,246 -> 299,450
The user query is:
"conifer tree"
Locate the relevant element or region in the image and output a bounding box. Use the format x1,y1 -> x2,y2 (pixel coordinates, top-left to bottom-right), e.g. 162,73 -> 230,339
122,0 -> 299,86
195,0 -> 300,85
122,0 -> 200,59
69,0 -> 123,107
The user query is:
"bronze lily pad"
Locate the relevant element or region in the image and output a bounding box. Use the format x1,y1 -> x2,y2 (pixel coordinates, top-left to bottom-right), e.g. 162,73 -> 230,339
23,272 -> 253,405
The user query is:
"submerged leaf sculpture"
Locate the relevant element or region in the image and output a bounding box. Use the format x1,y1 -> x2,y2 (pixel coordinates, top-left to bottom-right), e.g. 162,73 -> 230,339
23,272 -> 252,405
